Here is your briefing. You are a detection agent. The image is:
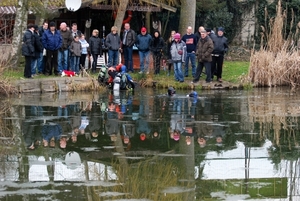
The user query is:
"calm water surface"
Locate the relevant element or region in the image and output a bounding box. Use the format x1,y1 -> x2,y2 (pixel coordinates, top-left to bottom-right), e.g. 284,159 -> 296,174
0,87 -> 299,201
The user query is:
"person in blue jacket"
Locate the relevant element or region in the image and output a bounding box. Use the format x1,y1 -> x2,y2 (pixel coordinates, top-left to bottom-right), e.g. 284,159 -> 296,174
42,21 -> 62,76
135,27 -> 152,74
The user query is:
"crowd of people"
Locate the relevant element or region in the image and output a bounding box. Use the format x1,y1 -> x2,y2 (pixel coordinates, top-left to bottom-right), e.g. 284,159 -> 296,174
23,87 -> 228,151
21,21 -> 228,82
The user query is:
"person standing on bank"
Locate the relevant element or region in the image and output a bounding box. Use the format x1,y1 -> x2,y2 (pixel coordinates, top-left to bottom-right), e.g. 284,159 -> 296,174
105,26 -> 121,67
79,34 -> 89,69
89,29 -> 102,73
42,22 -> 62,76
211,27 -> 228,82
38,22 -> 48,74
121,23 -> 136,73
31,25 -> 44,77
58,22 -> 73,74
182,26 -> 198,77
170,33 -> 186,83
135,27 -> 152,74
22,24 -> 35,79
192,30 -> 214,84
166,30 -> 176,76
70,35 -> 82,74
150,30 -> 165,74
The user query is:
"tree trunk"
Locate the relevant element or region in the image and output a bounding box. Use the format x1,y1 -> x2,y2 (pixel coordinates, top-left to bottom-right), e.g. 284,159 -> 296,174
178,0 -> 196,34
11,0 -> 28,67
113,0 -> 129,34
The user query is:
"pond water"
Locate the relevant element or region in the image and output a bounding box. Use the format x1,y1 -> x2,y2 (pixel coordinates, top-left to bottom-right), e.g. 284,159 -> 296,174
0,87 -> 299,201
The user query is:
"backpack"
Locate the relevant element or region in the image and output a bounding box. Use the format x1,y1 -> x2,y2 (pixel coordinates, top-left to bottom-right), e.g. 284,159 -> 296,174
98,65 -> 108,85
119,73 -> 128,90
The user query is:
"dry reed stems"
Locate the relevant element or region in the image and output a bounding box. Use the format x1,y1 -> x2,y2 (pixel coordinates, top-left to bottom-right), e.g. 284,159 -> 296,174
249,0 -> 300,87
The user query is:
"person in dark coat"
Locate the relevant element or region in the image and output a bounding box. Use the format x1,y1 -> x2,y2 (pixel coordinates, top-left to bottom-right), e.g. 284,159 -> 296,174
58,22 -> 73,73
31,25 -> 44,77
42,21 -> 62,76
211,27 -> 229,82
150,30 -> 165,74
89,29 -> 102,73
192,30 -> 214,83
21,23 -> 35,79
105,26 -> 121,66
121,23 -> 136,72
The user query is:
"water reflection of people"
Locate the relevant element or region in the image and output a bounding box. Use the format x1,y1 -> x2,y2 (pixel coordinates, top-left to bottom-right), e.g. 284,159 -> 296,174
197,136 -> 207,148
105,101 -> 119,141
22,120 -> 42,150
136,116 -> 151,140
41,122 -> 62,148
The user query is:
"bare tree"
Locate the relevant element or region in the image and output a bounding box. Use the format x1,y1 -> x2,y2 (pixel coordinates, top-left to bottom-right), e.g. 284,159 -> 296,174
10,0 -> 28,66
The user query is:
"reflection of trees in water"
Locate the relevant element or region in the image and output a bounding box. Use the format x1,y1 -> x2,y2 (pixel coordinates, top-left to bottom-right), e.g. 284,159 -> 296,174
0,100 -> 17,181
248,89 -> 300,198
248,89 -> 300,148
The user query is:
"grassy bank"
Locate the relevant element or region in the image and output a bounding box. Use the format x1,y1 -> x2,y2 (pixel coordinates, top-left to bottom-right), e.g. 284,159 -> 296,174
3,61 -> 250,89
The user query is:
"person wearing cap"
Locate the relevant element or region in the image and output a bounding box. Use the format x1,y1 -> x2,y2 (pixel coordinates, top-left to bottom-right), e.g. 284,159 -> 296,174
31,25 -> 44,77
121,23 -> 136,72
211,27 -> 228,82
150,30 -> 165,74
182,26 -> 198,77
89,29 -> 103,73
21,23 -> 35,79
135,27 -> 152,74
170,33 -> 186,82
105,26 -> 121,66
58,22 -> 73,74
192,30 -> 214,83
42,21 -> 62,76
205,28 -> 216,38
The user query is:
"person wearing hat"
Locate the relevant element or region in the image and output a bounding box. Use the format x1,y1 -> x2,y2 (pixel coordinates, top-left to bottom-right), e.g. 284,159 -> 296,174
21,23 -> 35,79
170,33 -> 186,82
211,27 -> 228,82
182,26 -> 198,77
135,27 -> 152,74
42,21 -> 62,76
192,30 -> 214,83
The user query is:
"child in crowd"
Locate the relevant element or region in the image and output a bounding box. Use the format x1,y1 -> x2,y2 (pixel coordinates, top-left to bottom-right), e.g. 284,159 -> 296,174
70,35 -> 82,74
